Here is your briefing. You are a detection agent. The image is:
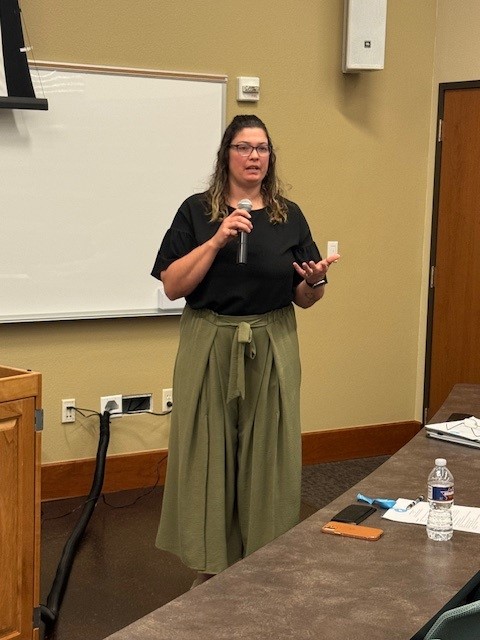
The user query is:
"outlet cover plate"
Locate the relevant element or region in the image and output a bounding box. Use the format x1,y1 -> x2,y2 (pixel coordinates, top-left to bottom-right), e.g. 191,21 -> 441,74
100,394 -> 122,416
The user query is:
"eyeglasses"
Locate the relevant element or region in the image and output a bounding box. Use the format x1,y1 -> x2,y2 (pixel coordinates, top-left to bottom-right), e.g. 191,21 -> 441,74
230,143 -> 271,157
446,417 -> 480,437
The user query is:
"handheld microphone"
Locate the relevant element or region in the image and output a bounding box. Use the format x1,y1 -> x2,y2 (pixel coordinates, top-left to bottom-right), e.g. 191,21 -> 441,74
236,198 -> 252,265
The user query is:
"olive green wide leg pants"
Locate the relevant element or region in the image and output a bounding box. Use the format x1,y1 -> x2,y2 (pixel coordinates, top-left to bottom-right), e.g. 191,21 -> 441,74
156,304 -> 302,574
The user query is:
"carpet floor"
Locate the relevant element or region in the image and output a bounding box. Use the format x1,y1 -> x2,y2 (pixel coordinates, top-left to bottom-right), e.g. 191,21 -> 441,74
40,455 -> 389,640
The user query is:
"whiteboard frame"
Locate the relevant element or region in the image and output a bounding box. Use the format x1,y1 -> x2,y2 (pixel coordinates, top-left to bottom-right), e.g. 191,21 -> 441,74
33,60 -> 227,84
0,62 -> 227,323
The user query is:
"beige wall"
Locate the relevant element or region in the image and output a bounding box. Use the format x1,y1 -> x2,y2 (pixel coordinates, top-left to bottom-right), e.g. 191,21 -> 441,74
4,0 -> 437,463
435,1 -> 480,84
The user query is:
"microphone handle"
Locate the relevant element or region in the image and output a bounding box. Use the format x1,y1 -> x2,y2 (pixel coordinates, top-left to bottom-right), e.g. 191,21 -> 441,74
235,199 -> 252,266
237,231 -> 248,265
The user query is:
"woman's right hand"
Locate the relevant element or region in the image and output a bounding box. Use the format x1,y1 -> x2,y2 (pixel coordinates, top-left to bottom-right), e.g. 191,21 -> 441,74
161,208 -> 253,300
211,207 -> 253,250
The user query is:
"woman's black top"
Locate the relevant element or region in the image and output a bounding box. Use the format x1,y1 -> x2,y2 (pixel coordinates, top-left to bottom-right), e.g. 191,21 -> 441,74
151,193 -> 321,315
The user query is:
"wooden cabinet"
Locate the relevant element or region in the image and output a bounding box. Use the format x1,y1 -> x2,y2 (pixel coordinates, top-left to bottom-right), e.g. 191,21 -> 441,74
0,366 -> 42,640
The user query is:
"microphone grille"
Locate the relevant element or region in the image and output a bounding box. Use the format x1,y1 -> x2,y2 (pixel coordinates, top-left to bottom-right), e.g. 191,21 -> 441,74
237,198 -> 253,212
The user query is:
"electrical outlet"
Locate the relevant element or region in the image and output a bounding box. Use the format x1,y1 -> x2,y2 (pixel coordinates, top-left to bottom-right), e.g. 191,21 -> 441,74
162,388 -> 173,412
62,398 -> 76,423
100,394 -> 122,417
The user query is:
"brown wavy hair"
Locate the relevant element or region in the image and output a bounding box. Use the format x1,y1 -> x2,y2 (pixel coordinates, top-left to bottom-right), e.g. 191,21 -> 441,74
205,115 -> 288,224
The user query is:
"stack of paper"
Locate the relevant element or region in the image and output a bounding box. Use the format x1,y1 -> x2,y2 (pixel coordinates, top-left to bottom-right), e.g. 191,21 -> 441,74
383,499 -> 480,534
426,416 -> 480,449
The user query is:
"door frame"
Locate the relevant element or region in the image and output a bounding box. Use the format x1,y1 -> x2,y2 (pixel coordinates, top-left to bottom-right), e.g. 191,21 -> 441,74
423,79 -> 480,421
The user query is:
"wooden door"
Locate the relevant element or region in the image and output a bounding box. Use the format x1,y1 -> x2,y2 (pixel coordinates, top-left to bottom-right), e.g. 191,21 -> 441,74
425,83 -> 480,420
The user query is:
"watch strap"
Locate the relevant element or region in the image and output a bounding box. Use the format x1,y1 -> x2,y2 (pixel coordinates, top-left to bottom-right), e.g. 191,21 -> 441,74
305,277 -> 327,289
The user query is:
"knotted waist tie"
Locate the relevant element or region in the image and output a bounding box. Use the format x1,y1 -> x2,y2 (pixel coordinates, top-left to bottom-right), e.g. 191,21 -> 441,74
227,321 -> 257,402
194,306 -> 292,404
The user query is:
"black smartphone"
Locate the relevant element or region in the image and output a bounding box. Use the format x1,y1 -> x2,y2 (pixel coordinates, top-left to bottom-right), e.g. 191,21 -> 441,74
448,413 -> 471,421
331,504 -> 377,524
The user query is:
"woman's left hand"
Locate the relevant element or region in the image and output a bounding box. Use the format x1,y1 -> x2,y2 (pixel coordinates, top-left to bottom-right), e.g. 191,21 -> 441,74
293,253 -> 340,285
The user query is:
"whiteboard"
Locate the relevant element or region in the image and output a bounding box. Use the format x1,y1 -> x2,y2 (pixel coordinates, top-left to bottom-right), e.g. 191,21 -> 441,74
0,63 -> 226,322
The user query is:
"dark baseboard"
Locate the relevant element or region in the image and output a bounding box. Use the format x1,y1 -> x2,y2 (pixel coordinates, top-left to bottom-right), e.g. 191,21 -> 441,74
41,420 -> 422,501
301,420 -> 422,465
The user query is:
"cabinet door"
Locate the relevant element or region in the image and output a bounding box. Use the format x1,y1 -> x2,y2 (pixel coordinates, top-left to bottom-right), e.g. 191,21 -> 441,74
0,398 -> 37,640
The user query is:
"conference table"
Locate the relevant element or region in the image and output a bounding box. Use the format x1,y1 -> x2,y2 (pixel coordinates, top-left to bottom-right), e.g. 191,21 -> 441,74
106,384 -> 480,640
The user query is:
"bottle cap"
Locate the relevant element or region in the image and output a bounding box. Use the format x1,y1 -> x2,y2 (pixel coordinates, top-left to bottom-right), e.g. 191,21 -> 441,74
435,458 -> 447,466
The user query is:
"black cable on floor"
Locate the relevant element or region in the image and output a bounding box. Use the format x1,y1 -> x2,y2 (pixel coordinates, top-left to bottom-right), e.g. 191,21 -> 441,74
40,410 -> 111,636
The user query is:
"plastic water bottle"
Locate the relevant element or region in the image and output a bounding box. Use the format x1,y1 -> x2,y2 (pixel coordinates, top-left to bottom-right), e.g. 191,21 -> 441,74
426,458 -> 454,541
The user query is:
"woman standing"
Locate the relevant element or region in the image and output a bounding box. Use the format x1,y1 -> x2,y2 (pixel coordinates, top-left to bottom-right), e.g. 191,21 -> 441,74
151,114 -> 339,586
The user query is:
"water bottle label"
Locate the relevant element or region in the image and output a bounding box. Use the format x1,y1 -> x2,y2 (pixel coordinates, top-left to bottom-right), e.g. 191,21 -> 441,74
429,485 -> 454,501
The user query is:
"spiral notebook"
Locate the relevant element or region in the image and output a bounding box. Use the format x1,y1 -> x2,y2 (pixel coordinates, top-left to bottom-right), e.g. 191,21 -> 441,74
426,416 -> 480,449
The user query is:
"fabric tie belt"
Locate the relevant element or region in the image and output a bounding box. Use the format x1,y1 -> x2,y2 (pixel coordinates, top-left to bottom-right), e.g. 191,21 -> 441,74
227,321 -> 257,402
193,305 -> 293,404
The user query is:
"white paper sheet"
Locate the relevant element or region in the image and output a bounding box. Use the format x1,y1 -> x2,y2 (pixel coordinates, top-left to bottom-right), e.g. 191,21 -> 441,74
382,499 -> 480,534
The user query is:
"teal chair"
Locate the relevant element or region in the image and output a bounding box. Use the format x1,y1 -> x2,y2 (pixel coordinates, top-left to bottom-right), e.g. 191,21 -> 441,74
423,601 -> 480,639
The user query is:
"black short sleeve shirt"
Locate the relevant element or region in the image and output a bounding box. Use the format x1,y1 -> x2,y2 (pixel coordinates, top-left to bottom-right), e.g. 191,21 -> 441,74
151,193 -> 322,315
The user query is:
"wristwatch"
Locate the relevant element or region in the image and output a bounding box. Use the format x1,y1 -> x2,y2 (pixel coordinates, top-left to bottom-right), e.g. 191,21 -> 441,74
305,277 -> 327,289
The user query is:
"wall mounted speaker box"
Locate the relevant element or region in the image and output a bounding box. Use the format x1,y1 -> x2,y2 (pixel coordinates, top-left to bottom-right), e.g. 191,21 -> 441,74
342,0 -> 387,73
